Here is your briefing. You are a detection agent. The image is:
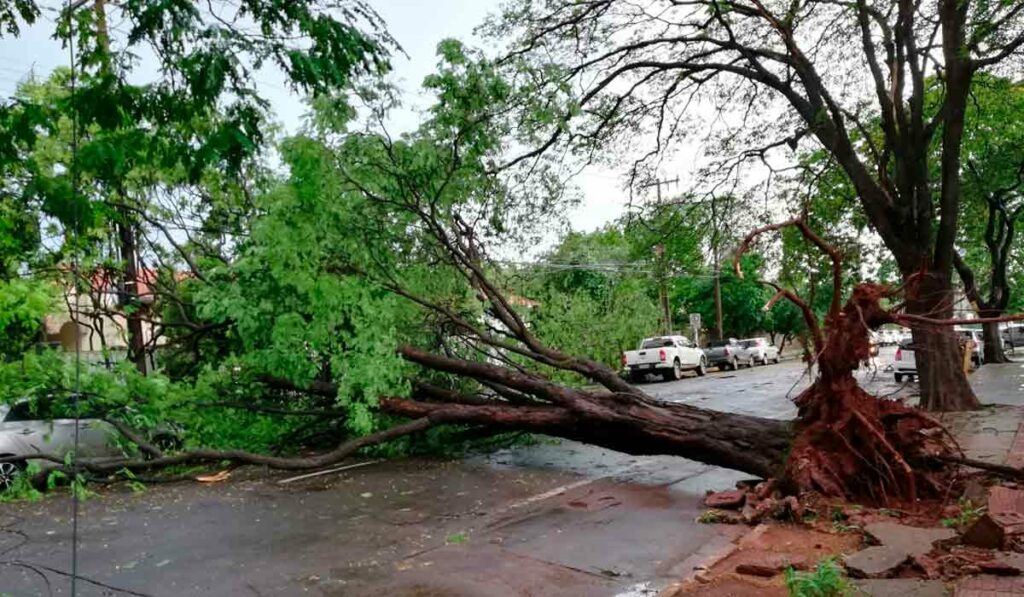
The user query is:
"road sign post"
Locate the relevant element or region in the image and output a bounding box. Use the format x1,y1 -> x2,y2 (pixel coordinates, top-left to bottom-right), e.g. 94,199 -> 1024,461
689,313 -> 702,346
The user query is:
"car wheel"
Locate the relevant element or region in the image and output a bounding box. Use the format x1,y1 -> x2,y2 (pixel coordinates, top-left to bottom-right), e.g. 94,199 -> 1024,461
773,355 -> 781,364
0,460 -> 25,491
728,358 -> 737,371
761,355 -> 769,366
696,358 -> 707,377
664,359 -> 682,381
894,373 -> 903,383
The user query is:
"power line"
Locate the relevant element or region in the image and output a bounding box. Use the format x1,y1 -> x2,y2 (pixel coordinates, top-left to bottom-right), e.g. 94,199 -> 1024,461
65,0 -> 82,593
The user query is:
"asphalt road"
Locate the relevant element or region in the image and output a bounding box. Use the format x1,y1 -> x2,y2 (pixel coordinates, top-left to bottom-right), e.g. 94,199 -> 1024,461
0,349 -> 916,597
640,345 -> 912,418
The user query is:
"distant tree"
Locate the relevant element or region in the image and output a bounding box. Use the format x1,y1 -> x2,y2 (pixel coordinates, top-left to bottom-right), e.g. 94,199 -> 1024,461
952,76 -> 1024,363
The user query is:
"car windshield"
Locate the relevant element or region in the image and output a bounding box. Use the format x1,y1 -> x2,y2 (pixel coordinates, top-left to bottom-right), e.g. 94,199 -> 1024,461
707,340 -> 731,348
740,339 -> 762,348
641,338 -> 674,349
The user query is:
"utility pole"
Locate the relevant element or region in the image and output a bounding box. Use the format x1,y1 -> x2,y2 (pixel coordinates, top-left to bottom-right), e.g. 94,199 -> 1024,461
654,244 -> 672,334
711,196 -> 724,340
90,0 -> 147,374
641,176 -> 679,336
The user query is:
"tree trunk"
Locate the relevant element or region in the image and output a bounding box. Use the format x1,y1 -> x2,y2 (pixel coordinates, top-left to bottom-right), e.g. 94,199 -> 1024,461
117,212 -> 148,375
906,272 -> 980,411
382,395 -> 791,479
982,319 -> 1009,364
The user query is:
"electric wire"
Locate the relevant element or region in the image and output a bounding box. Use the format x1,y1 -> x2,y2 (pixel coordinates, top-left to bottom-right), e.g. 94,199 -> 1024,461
66,0 -> 82,593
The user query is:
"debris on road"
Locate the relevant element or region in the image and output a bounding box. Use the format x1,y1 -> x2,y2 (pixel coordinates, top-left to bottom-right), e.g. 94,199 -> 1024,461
276,459 -> 381,484
195,470 -> 232,483
703,489 -> 746,509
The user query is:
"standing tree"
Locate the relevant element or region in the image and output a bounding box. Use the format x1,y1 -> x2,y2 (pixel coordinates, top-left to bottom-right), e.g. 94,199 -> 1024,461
483,0 -> 1024,411
952,76 -> 1024,363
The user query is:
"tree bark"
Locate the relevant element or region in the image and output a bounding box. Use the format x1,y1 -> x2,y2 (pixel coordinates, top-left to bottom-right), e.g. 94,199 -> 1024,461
381,395 -> 791,479
982,320 -> 1009,364
906,272 -> 981,411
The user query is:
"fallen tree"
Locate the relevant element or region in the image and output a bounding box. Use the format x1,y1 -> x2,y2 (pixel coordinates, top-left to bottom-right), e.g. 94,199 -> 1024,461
18,64 -> 1023,503
375,216 -> 964,504
39,212 -> 1024,506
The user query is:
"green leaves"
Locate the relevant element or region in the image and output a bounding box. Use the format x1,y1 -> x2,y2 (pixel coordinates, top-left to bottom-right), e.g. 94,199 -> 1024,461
0,0 -> 37,37
0,278 -> 55,359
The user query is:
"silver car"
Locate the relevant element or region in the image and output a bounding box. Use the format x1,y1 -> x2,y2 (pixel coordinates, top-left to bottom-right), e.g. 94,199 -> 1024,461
739,337 -> 780,365
0,401 -> 182,489
0,401 -> 125,488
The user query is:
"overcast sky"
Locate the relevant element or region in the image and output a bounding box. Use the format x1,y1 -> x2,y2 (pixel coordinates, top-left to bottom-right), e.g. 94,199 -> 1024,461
0,1 -> 649,234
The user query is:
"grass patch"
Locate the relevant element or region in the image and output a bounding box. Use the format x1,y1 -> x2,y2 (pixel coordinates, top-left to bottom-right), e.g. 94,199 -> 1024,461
784,558 -> 851,596
941,496 -> 985,529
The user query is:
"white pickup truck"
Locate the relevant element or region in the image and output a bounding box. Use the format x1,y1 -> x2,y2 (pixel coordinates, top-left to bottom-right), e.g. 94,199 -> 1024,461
622,335 -> 707,382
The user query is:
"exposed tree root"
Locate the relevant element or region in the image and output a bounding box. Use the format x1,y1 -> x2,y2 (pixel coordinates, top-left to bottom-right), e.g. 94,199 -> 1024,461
735,223 -> 961,505
768,279 -> 957,504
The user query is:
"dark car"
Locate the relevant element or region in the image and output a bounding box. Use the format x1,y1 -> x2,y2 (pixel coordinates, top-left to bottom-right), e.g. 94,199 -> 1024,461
704,338 -> 748,370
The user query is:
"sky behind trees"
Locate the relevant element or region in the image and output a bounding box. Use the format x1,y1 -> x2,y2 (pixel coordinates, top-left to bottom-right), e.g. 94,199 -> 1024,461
0,0 -> 656,235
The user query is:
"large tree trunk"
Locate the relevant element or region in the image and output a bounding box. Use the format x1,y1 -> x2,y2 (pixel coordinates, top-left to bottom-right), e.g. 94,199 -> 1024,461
382,396 -> 791,479
982,319 -> 1009,364
385,346 -> 791,478
905,271 -> 981,411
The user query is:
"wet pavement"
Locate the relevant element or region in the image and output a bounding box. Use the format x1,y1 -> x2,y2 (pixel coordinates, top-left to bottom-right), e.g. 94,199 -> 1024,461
0,348 -> 1015,596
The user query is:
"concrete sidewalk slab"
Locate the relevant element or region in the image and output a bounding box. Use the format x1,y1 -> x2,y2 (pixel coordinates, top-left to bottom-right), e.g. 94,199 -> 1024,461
970,360 -> 1024,407
937,405 -> 1024,464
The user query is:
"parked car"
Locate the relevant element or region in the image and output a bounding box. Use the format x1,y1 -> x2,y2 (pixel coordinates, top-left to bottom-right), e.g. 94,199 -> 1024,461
704,338 -> 750,370
893,339 -> 917,382
622,335 -> 707,382
1003,324 -> 1024,349
893,330 -> 984,383
0,400 -> 181,489
739,337 -> 780,365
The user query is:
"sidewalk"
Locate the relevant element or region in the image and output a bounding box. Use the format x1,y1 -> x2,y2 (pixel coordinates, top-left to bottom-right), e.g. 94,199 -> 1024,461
970,359 -> 1024,406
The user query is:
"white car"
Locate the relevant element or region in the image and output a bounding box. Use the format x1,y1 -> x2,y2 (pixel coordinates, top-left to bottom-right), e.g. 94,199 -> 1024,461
622,335 -> 707,382
880,329 -> 902,345
739,337 -> 780,365
0,402 -> 120,488
893,339 -> 918,382
894,330 -> 983,382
